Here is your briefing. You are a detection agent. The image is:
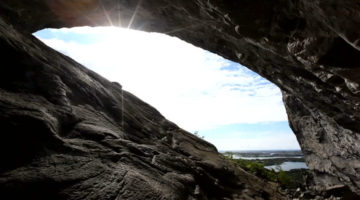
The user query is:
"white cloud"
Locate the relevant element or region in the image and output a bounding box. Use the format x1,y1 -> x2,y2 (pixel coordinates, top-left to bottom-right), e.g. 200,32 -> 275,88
34,27 -> 288,132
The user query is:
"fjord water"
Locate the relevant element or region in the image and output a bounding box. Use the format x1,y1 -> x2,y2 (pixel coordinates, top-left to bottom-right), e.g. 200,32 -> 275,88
265,162 -> 308,171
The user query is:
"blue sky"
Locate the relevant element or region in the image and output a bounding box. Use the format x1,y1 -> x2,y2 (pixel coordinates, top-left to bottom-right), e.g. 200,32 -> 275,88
34,27 -> 300,151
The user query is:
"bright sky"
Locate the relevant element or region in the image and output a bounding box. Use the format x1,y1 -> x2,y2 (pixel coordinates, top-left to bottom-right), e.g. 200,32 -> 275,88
34,27 -> 300,151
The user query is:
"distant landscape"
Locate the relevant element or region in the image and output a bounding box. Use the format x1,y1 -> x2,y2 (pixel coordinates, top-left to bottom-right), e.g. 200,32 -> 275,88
221,150 -> 307,171
221,150 -> 311,195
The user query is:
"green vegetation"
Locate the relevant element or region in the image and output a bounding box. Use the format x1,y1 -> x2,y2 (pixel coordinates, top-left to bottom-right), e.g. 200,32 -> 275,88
232,158 -> 278,183
224,154 -> 310,189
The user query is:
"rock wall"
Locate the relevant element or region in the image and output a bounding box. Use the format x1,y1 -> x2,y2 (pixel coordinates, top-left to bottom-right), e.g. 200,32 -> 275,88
1,0 -> 360,196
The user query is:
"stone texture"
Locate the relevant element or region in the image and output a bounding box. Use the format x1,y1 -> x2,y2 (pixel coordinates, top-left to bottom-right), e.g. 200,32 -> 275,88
1,0 -> 360,197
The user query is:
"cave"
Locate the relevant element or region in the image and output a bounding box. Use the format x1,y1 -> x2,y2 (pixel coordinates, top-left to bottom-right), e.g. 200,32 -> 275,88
1,0 -> 360,200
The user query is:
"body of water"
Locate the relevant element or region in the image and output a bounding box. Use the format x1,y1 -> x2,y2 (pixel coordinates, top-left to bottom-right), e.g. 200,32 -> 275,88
223,150 -> 308,171
265,162 -> 308,171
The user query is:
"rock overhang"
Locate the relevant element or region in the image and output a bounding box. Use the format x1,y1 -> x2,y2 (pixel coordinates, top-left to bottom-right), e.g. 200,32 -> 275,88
1,0 -> 360,196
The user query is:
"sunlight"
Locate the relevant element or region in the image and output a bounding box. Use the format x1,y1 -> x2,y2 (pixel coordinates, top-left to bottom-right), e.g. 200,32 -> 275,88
99,0 -> 114,26
127,0 -> 142,29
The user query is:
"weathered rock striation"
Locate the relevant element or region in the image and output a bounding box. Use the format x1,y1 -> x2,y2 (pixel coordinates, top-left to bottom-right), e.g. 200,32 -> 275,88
1,0 -> 360,197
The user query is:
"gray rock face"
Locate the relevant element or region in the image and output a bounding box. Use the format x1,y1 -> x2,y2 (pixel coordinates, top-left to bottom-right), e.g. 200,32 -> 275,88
1,0 -> 360,197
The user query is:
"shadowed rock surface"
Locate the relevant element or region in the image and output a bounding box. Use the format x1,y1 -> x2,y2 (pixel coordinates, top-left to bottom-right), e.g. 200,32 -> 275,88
1,0 -> 360,198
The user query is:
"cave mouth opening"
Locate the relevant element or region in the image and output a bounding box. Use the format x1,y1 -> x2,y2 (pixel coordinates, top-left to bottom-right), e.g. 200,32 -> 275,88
33,26 -> 302,154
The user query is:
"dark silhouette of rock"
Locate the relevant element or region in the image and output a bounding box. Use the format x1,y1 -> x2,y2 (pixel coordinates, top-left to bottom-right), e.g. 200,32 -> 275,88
1,0 -> 360,198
